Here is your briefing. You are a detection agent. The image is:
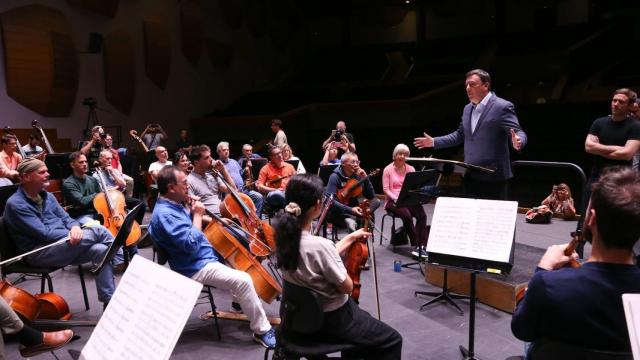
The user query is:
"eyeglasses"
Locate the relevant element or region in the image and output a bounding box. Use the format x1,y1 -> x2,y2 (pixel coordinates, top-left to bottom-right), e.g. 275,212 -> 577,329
348,160 -> 360,165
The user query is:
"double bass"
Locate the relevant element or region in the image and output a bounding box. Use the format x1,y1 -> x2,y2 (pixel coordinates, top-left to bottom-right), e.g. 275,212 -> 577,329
93,164 -> 141,246
203,209 -> 282,303
32,120 -> 55,154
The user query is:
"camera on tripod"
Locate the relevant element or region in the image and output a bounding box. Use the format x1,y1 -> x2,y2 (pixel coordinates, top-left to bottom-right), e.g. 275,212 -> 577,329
82,97 -> 97,106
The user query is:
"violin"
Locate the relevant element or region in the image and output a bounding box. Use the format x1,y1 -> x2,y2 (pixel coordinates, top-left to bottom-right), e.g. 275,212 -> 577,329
243,155 -> 255,191
202,209 -> 282,303
93,163 -> 142,247
343,201 -> 370,303
337,168 -> 380,205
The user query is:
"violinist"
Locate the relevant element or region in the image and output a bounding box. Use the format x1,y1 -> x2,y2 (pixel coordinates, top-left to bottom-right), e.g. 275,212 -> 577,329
93,150 -> 146,227
0,297 -> 73,358
512,167 -> 640,354
0,135 -> 22,182
325,152 -> 380,232
187,145 -> 235,216
274,174 -> 402,359
238,143 -> 262,169
216,142 -> 263,216
149,166 -> 276,348
256,145 -> 295,210
4,157 -> 122,309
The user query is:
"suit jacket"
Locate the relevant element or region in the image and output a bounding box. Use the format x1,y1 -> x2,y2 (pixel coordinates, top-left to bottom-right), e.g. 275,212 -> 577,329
434,93 -> 527,181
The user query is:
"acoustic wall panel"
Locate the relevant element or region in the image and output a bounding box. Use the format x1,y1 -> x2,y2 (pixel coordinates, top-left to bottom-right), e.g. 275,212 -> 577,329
0,5 -> 78,117
143,19 -> 171,89
180,0 -> 204,66
103,28 -> 135,115
206,38 -> 234,69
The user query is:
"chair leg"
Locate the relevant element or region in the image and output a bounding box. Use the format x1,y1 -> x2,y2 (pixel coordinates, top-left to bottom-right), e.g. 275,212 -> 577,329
46,274 -> 53,292
78,265 -> 90,310
380,214 -> 387,245
41,275 -> 46,293
206,287 -> 221,340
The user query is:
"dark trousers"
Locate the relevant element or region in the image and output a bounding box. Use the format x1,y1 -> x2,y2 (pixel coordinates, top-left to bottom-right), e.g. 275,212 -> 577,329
385,201 -> 428,247
125,195 -> 146,225
463,176 -> 508,200
322,298 -> 402,360
329,198 -> 381,232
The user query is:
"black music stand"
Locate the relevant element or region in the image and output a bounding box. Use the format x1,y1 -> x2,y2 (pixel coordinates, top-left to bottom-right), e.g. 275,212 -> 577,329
249,158 -> 268,181
91,203 -> 143,274
44,152 -> 73,180
284,159 -> 299,170
394,170 -> 439,274
317,164 -> 339,185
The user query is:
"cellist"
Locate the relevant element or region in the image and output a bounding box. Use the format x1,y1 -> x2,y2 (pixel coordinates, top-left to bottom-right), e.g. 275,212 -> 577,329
149,165 -> 276,349
274,174 -> 402,359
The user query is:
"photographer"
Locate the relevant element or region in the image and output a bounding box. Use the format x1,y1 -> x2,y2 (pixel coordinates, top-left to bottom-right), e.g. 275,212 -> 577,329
80,125 -> 108,171
322,121 -> 356,153
140,123 -> 167,151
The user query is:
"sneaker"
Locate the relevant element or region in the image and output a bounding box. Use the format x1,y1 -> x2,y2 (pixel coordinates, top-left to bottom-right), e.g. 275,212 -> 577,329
230,301 -> 243,313
253,328 -> 276,349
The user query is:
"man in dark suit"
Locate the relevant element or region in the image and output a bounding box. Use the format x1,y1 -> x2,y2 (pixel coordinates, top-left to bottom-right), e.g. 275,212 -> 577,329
414,69 -> 527,200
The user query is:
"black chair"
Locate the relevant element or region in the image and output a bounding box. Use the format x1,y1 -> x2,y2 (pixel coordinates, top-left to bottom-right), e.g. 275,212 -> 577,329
379,211 -> 399,246
528,340 -> 633,360
264,280 -> 359,360
149,234 -> 222,340
0,217 -> 91,310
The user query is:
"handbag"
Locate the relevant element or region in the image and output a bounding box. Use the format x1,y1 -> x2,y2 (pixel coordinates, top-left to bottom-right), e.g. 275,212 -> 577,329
525,205 -> 552,224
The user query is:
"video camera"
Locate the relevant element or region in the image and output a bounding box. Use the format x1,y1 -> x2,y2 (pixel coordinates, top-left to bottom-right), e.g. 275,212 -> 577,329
82,97 -> 97,106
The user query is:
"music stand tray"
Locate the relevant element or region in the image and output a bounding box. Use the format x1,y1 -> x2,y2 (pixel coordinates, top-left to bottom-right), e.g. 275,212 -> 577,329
395,170 -> 440,208
318,164 -> 339,185
284,159 -> 299,170
91,203 -> 143,274
249,158 -> 268,181
44,152 -> 73,180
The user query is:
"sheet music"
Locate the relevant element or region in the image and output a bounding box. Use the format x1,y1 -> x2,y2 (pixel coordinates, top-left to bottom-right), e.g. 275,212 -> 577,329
427,197 -> 517,263
623,294 -> 640,360
80,256 -> 202,360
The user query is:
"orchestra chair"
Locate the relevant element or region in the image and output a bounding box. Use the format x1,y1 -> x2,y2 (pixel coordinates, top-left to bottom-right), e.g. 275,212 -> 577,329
379,211 -> 399,247
0,217 -> 91,310
528,340 -> 632,360
264,280 -> 359,360
149,234 -> 221,340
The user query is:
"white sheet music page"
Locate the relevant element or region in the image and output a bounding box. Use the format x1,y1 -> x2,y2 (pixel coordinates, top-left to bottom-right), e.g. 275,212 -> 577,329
622,294 -> 640,359
80,256 -> 203,360
426,197 -> 517,263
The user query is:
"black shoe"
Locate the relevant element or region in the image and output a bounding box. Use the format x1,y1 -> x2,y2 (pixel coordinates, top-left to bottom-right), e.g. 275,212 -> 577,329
231,301 -> 243,313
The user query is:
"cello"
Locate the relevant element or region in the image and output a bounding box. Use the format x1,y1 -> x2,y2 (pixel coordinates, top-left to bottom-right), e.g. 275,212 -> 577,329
211,169 -> 276,256
202,209 -> 282,303
93,163 -> 142,247
343,200 -> 382,319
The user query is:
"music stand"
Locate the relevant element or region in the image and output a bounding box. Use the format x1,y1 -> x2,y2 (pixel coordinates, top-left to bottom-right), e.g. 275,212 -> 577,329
394,170 -> 439,274
284,159 -> 299,170
249,158 -> 268,181
44,152 -> 73,180
317,164 -> 339,185
91,203 -> 143,274
406,157 -> 495,197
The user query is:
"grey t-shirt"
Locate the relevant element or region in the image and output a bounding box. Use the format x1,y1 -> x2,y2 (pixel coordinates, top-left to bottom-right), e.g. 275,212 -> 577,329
282,231 -> 348,312
187,171 -> 224,215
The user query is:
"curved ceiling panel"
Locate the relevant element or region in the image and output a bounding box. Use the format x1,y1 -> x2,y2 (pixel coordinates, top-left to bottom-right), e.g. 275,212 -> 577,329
0,5 -> 79,117
103,28 -> 135,115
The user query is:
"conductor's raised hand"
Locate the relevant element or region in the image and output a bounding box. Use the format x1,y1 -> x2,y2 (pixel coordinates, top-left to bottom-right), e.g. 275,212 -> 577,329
414,132 -> 434,149
510,128 -> 522,151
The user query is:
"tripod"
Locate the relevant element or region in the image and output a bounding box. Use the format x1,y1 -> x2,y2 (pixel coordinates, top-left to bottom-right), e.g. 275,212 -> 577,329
82,99 -> 99,138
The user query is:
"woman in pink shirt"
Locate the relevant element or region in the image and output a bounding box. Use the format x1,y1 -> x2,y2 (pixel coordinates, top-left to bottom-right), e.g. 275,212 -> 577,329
382,144 -> 428,249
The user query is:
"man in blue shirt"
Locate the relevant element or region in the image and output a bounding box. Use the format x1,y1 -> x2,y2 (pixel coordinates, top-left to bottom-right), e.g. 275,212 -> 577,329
4,157 -> 121,308
511,167 -> 640,354
149,165 -> 276,348
216,141 -> 263,216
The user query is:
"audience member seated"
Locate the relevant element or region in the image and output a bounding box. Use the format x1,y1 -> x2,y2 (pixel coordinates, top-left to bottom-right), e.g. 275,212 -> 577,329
216,141 -> 264,216
256,146 -> 295,210
382,144 -> 428,251
149,165 -> 276,349
148,146 -> 172,181
175,128 -> 192,154
511,167 -> 640,355
62,152 -> 101,225
325,152 -> 380,232
4,157 -> 122,309
541,183 -> 576,220
281,144 -> 306,174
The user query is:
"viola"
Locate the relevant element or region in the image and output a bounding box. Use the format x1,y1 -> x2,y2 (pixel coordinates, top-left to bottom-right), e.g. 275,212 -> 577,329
337,169 -> 380,205
202,210 -> 282,303
212,170 -> 275,256
343,201 -> 371,303
93,164 -> 142,247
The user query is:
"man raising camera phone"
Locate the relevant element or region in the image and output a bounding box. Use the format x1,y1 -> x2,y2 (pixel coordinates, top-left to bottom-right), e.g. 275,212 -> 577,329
322,121 -> 356,153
